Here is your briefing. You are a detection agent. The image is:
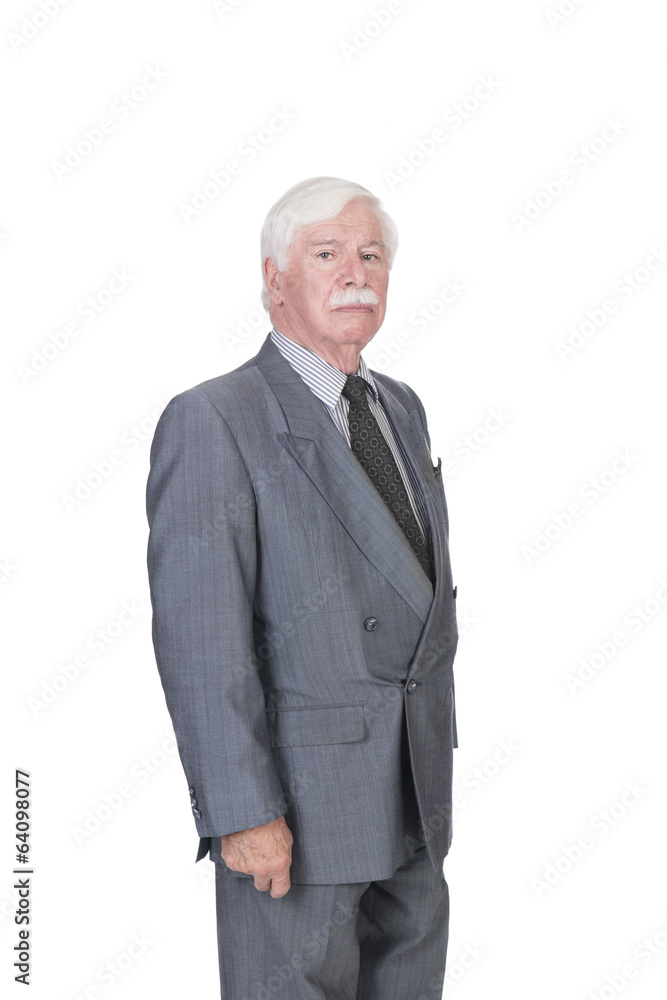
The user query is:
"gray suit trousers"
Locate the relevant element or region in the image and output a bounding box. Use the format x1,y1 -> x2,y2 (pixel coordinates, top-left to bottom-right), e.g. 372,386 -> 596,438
214,844 -> 449,1000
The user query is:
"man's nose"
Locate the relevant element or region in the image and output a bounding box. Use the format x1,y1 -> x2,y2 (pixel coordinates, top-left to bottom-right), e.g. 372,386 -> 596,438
339,255 -> 367,285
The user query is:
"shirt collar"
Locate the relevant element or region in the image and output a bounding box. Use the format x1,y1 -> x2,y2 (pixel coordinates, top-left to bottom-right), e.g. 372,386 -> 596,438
270,327 -> 379,409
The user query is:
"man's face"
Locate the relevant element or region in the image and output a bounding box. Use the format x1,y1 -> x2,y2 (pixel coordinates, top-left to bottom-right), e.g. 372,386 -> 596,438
265,199 -> 389,360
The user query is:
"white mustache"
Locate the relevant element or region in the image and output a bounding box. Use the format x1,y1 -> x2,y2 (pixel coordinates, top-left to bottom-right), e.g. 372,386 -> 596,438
327,287 -> 379,307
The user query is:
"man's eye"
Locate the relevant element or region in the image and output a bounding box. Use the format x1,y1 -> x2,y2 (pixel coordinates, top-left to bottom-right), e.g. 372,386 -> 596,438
362,253 -> 379,261
317,252 -> 333,259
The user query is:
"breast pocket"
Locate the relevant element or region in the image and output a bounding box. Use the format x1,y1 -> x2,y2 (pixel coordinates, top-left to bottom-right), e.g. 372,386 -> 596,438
266,703 -> 365,748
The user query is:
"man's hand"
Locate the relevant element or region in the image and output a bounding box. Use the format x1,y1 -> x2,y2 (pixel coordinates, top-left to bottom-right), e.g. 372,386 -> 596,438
220,816 -> 293,898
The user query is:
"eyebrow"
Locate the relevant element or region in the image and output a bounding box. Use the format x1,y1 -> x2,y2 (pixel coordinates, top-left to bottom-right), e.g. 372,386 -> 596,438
306,239 -> 386,249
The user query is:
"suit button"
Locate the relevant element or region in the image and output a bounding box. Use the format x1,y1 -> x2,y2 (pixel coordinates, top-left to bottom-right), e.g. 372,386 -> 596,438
192,808 -> 202,819
363,616 -> 378,631
452,586 -> 457,599
188,786 -> 196,796
407,680 -> 417,693
190,797 -> 198,807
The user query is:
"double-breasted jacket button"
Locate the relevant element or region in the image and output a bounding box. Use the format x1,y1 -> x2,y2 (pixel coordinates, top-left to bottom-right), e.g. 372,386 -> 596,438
363,616 -> 378,631
407,679 -> 418,694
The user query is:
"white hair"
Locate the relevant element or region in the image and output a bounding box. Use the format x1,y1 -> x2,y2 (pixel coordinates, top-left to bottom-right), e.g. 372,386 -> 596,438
260,176 -> 398,310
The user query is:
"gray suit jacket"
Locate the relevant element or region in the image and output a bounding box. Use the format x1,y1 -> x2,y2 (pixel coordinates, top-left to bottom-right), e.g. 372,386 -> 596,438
146,333 -> 458,884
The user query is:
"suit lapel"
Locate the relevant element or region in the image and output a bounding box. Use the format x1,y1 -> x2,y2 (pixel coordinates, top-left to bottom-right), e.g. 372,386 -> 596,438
374,377 -> 449,599
374,374 -> 456,682
254,335 -> 436,624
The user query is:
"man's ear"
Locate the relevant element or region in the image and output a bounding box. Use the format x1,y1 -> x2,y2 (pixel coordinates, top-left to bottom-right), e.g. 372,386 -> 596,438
263,258 -> 283,305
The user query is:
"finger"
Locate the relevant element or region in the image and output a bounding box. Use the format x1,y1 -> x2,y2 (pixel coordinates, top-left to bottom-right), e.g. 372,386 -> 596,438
253,874 -> 271,892
269,870 -> 291,899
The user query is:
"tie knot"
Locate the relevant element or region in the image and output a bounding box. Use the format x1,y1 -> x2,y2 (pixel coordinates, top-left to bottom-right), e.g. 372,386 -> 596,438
341,374 -> 369,404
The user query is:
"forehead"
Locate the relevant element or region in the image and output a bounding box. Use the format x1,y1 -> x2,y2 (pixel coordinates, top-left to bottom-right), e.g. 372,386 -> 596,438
295,201 -> 384,247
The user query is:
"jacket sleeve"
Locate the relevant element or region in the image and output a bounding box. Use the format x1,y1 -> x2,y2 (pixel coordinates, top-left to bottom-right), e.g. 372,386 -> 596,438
146,389 -> 286,838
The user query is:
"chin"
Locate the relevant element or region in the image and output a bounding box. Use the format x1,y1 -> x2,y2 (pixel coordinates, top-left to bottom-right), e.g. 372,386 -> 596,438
331,314 -> 379,335
333,326 -> 377,345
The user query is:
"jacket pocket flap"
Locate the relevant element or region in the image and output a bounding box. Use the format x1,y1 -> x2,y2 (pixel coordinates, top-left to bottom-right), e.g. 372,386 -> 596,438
266,703 -> 365,748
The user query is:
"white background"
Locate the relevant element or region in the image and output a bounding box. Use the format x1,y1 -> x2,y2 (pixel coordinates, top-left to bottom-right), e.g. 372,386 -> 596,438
2,1 -> 666,998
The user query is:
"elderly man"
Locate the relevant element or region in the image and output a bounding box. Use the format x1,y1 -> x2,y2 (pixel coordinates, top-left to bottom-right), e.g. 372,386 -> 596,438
146,176 -> 459,999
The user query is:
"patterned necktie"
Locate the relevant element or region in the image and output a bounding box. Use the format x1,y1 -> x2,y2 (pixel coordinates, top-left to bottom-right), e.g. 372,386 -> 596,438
341,374 -> 433,583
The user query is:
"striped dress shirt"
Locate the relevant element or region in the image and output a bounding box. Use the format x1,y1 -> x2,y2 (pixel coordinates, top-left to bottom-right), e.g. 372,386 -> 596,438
270,326 -> 432,555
